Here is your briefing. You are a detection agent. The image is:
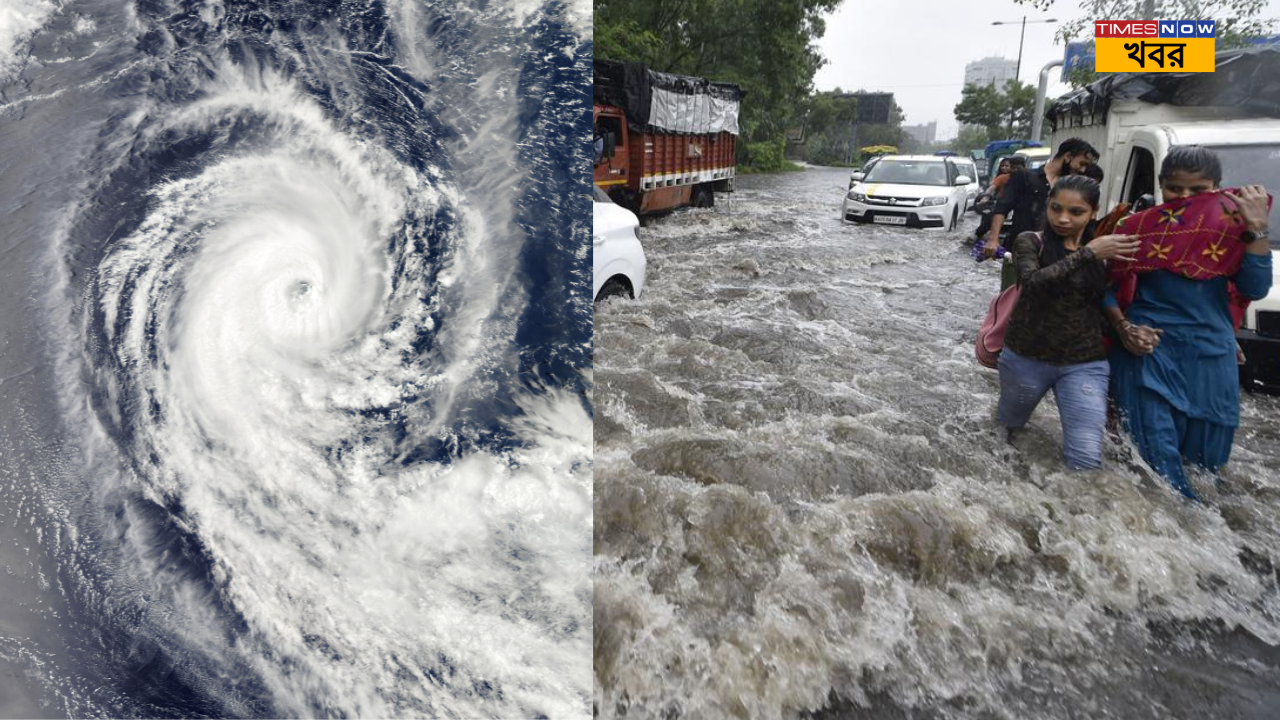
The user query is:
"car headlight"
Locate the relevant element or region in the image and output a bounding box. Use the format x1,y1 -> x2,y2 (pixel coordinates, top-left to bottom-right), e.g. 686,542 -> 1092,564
921,196 -> 948,206
847,191 -> 866,202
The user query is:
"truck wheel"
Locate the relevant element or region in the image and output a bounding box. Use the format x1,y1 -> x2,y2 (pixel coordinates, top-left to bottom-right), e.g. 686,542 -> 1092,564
693,187 -> 714,208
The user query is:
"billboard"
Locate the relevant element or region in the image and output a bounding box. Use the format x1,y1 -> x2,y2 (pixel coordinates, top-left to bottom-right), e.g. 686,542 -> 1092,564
1063,41 -> 1096,81
849,92 -> 894,124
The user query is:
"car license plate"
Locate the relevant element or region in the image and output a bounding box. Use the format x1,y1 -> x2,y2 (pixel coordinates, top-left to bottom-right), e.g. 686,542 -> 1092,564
873,215 -> 907,225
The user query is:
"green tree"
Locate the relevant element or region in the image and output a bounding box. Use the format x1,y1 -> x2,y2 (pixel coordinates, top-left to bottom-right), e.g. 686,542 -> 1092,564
595,0 -> 842,165
800,91 -> 860,165
802,91 -> 859,139
858,123 -> 906,150
951,125 -> 993,153
954,83 -> 1008,138
953,80 -> 1037,137
592,18 -> 663,64
1002,79 -> 1037,135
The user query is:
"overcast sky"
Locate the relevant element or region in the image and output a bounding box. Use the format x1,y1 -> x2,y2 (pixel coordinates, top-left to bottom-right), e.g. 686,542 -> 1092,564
813,0 -> 1280,141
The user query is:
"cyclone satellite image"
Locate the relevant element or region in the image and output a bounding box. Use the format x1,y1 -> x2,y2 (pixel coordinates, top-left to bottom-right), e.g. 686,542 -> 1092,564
0,0 -> 591,716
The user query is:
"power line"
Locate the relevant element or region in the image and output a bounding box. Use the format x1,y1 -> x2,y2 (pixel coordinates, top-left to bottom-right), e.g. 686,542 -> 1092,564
828,82 -> 969,89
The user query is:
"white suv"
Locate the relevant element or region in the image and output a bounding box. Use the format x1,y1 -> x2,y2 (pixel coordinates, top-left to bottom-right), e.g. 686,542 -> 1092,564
842,155 -> 977,230
593,186 -> 646,301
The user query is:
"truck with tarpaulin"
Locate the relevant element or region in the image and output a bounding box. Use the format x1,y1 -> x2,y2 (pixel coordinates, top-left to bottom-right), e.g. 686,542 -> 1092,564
593,60 -> 744,214
1043,45 -> 1280,392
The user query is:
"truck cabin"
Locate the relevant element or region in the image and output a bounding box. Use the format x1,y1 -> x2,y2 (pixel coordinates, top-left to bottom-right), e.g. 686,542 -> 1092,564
1109,123 -> 1280,239
593,107 -> 625,167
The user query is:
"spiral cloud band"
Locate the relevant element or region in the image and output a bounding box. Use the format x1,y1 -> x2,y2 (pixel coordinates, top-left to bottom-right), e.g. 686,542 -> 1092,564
0,0 -> 591,715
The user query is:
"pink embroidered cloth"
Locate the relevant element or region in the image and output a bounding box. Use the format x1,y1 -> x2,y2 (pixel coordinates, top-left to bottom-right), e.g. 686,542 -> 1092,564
1107,189 -> 1272,328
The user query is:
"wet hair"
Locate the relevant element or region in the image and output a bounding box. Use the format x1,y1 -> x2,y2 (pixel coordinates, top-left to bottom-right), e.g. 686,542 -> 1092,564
1054,137 -> 1099,161
1081,163 -> 1104,183
1006,155 -> 1028,169
1158,145 -> 1222,185
1050,174 -> 1101,209
1035,175 -> 1103,267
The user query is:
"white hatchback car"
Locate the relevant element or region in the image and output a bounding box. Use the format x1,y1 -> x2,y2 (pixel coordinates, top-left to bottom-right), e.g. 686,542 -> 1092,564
841,155 -> 977,231
593,186 -> 646,301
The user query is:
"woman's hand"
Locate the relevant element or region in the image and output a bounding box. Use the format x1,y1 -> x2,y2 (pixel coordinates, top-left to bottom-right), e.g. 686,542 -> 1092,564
1226,185 -> 1270,234
1088,234 -> 1141,262
1116,320 -> 1162,356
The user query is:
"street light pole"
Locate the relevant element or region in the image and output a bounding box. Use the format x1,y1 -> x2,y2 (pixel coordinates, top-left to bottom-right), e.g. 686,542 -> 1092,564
1015,16 -> 1026,86
992,16 -> 1057,136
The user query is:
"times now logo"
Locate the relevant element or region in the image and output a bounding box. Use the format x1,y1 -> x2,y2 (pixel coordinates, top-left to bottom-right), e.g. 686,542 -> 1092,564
1095,20 -> 1215,37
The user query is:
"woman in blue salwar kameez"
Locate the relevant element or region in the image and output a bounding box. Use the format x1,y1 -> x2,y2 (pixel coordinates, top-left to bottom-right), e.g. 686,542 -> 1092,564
1104,146 -> 1273,499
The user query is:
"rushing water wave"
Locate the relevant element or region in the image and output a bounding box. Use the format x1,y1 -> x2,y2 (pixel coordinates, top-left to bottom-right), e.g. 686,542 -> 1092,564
593,168 -> 1280,720
0,0 -> 590,716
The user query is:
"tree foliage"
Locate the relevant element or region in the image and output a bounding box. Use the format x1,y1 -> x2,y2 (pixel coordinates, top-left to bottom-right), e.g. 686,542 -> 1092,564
1004,80 -> 1037,134
801,91 -> 860,165
856,122 -> 908,151
954,83 -> 1005,136
592,18 -> 664,64
804,91 -> 860,138
594,0 -> 843,156
795,91 -> 912,165
951,125 -> 993,153
953,80 -> 1038,138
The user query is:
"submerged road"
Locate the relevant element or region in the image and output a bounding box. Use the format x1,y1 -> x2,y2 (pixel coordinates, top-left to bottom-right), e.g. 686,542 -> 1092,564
593,166 -> 1280,720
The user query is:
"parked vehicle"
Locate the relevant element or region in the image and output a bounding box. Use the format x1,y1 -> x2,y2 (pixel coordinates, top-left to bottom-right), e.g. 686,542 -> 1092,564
593,60 -> 743,215
848,155 -> 884,188
1044,46 -> 1280,392
593,186 -> 646,302
860,145 -> 898,162
982,139 -> 1043,184
1012,146 -> 1052,169
968,149 -> 989,184
842,154 -> 977,230
954,156 -> 984,209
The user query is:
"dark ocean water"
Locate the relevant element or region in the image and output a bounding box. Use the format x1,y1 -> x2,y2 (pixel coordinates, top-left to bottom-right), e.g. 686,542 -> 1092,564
0,0 -> 592,716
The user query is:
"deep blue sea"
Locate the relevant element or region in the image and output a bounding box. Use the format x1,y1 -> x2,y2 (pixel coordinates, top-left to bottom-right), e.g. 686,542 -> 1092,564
0,0 -> 592,716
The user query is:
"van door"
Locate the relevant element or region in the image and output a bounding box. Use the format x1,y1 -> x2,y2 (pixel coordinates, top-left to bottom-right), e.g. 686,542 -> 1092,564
1119,145 -> 1157,207
1119,129 -> 1168,208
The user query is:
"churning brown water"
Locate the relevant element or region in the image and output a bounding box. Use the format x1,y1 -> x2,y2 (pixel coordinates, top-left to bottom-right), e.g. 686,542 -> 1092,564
593,167 -> 1280,720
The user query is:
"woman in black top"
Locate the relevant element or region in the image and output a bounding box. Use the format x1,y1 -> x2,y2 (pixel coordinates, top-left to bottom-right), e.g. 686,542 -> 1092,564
997,176 -> 1140,469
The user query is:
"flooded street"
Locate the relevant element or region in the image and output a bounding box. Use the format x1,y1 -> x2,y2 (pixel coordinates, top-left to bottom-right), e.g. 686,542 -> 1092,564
593,166 -> 1280,719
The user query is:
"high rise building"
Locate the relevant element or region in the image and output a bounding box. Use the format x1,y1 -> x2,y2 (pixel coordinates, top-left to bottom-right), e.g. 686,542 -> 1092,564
964,57 -> 1018,88
903,121 -> 937,146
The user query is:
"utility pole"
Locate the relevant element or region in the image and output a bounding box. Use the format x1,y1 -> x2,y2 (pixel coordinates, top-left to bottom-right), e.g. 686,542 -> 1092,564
993,16 -> 1057,136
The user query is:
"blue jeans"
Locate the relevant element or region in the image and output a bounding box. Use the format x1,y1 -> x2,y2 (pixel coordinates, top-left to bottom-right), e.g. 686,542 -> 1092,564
997,348 -> 1110,470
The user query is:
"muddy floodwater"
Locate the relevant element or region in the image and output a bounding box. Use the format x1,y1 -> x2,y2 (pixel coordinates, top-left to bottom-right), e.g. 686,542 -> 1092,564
593,166 -> 1280,720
